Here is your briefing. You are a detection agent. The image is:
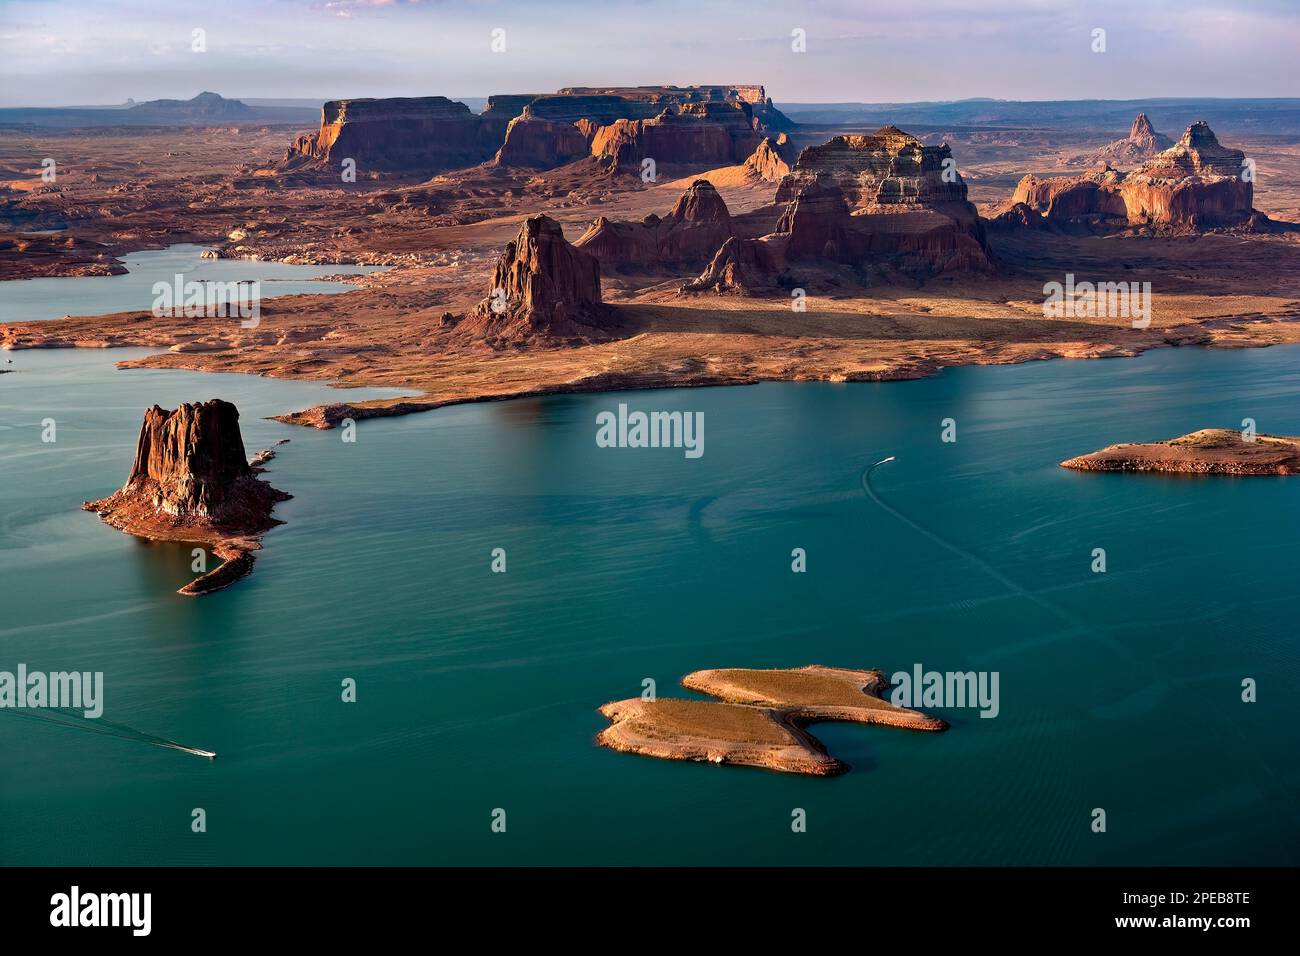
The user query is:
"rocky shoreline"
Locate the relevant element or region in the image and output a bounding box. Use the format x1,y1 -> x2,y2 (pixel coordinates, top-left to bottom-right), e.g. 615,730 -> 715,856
1061,428 -> 1300,475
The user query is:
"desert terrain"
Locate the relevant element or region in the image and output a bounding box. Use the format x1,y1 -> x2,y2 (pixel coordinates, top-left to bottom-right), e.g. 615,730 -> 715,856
3,93 -> 1299,430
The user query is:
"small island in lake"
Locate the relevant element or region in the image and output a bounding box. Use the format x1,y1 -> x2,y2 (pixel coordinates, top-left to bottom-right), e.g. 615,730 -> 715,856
1061,428 -> 1300,476
83,399 -> 291,595
598,666 -> 947,776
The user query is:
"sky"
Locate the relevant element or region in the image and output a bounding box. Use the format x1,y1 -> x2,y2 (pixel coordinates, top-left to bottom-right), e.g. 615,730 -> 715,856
1,0 -> 1297,108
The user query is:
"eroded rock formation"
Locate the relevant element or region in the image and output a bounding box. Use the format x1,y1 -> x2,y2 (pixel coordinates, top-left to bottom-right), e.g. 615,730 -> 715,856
743,134 -> 795,182
575,179 -> 733,269
492,85 -> 791,172
589,109 -> 742,175
284,85 -> 793,176
1000,121 -> 1260,232
1080,113 -> 1174,167
688,126 -> 993,290
779,129 -> 993,274
83,400 -> 290,595
283,97 -> 504,174
682,234 -> 790,294
460,215 -> 612,345
494,109 -> 596,168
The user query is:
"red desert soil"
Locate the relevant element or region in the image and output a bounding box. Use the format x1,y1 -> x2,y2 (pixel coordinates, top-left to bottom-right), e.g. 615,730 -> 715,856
3,126 -> 1300,429
597,665 -> 946,776
1061,428 -> 1300,475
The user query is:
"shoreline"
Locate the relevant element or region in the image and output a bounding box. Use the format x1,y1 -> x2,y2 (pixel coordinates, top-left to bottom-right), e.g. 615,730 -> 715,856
1061,428 -> 1300,476
1,311 -> 1265,430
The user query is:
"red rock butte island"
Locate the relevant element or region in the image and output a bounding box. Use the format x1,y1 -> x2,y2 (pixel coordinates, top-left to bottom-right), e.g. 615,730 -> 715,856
83,399 -> 291,595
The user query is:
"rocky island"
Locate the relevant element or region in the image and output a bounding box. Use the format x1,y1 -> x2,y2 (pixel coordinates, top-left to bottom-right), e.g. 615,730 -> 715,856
598,665 -> 947,776
83,399 -> 291,595
1061,428 -> 1300,475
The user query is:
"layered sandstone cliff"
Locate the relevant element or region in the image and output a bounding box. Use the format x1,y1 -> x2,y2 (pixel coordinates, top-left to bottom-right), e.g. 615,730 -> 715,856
493,85 -> 790,172
459,215 -> 613,345
688,126 -> 993,291
777,129 -> 993,274
1000,121 -> 1258,232
575,179 -> 733,269
588,96 -> 775,175
283,97 -> 504,174
83,400 -> 290,595
558,84 -> 793,132
284,85 -> 792,176
494,109 -> 596,168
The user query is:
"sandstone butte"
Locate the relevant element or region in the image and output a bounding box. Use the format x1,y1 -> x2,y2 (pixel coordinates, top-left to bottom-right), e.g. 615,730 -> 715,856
456,213 -> 612,346
83,399 -> 291,595
1078,112 -> 1174,168
282,96 -> 512,174
283,84 -> 793,177
598,666 -> 948,776
686,126 -> 995,292
997,121 -> 1266,232
1061,428 -> 1300,476
574,179 -> 733,270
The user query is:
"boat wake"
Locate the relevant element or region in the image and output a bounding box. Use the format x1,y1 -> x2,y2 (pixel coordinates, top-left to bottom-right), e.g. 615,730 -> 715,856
860,456 -> 1166,707
2,706 -> 216,759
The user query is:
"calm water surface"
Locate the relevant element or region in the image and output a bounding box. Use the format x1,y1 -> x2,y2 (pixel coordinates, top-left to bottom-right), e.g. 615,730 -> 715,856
0,244 -> 383,323
1,341 -> 1298,866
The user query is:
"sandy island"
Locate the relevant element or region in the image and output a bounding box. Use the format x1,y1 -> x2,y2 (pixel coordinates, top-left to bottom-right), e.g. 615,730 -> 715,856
1061,428 -> 1300,475
598,665 -> 947,776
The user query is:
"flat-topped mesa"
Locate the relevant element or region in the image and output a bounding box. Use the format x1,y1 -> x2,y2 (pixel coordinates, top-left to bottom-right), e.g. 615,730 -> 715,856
773,128 -> 995,275
584,99 -> 769,175
575,179 -> 733,269
557,84 -> 794,132
494,85 -> 791,172
82,400 -> 291,595
1080,112 -> 1174,167
1061,428 -> 1300,476
127,91 -> 253,119
493,106 -> 597,168
460,215 -> 613,346
492,94 -> 638,168
999,121 -> 1257,232
282,96 -> 504,174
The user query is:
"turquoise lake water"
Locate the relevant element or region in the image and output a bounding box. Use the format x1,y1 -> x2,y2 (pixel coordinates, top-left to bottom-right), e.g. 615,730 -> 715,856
1,342 -> 1298,866
0,244 -> 383,323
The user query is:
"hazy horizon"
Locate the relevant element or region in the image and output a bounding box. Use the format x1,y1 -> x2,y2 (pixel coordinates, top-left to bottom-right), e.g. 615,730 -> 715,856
2,0 -> 1297,109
